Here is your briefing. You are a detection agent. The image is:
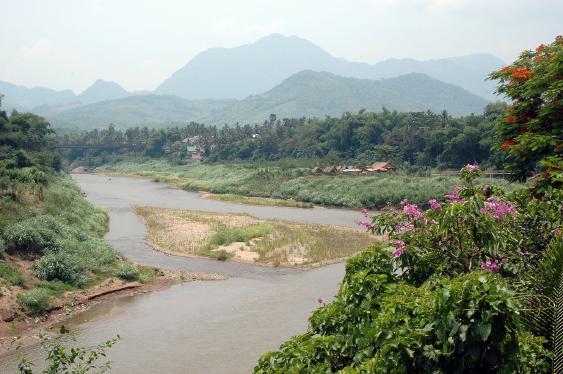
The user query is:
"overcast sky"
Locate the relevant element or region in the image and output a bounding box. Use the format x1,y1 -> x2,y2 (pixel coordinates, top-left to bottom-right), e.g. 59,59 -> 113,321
1,0 -> 561,93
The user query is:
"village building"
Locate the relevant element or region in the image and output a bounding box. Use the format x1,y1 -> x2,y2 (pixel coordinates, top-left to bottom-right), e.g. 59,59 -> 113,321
186,144 -> 203,160
367,162 -> 397,173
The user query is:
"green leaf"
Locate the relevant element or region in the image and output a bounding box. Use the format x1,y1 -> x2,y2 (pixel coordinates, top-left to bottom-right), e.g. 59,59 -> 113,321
478,323 -> 491,341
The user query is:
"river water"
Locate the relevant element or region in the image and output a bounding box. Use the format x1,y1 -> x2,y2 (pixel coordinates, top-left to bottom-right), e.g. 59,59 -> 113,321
0,175 -> 364,373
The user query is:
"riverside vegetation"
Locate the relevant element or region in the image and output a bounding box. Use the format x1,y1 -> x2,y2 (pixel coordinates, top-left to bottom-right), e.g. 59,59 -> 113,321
0,103 -> 157,325
6,36 -> 562,373
253,36 -> 563,373
95,158 -> 518,209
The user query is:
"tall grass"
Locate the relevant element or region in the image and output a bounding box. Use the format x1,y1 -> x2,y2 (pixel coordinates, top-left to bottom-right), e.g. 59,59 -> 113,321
0,175 -> 130,316
0,261 -> 25,286
99,159 -> 520,208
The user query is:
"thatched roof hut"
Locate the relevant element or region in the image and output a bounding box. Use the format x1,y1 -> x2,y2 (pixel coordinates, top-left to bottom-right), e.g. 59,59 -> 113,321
368,162 -> 397,172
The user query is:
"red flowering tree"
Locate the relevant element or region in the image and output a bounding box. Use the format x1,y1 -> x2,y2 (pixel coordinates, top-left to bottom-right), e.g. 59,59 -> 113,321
489,36 -> 562,191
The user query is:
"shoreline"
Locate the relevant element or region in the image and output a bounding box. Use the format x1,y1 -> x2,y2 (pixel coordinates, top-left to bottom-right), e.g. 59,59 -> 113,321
83,169 -> 366,212
0,269 -> 225,355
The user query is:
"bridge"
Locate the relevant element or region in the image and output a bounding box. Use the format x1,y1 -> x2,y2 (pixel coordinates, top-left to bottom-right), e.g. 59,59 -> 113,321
55,143 -> 144,150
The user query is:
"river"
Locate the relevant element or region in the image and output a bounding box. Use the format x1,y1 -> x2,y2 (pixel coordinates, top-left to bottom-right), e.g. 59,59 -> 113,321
0,174 -> 365,373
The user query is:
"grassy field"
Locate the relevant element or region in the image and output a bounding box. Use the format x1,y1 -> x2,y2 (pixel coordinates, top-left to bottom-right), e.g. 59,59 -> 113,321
135,206 -> 377,267
97,158 -> 521,209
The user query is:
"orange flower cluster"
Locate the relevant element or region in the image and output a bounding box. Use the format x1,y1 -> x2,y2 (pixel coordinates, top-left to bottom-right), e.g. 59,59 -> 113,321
536,44 -> 547,53
506,114 -> 518,124
501,139 -> 516,151
511,67 -> 533,80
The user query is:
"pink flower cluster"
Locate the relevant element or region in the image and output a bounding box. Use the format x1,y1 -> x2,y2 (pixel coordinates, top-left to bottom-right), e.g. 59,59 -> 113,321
445,187 -> 464,203
360,208 -> 370,217
391,239 -> 406,257
356,220 -> 374,230
403,203 -> 422,219
465,164 -> 479,171
480,260 -> 499,273
428,199 -> 442,211
396,222 -> 414,233
480,197 -> 517,219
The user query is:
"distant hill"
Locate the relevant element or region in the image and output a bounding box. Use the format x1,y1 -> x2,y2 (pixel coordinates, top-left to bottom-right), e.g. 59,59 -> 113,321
48,71 -> 487,128
78,79 -> 130,104
156,33 -> 503,101
49,95 -> 235,129
0,80 -> 78,112
0,78 -> 133,114
201,71 -> 488,124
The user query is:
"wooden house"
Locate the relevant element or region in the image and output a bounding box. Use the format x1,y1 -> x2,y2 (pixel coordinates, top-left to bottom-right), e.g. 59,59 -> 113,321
367,162 -> 397,173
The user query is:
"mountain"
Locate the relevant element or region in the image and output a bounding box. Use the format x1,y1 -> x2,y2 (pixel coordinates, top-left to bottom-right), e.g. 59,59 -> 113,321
156,33 -> 504,101
156,34 -> 344,100
202,71 -> 488,124
0,79 -> 131,113
0,80 -> 77,112
78,79 -> 130,104
48,71 -> 487,128
48,95 -> 235,129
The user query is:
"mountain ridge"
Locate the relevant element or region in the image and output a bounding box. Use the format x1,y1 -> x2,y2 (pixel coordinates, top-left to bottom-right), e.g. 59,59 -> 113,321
48,70 -> 488,129
156,33 -> 504,101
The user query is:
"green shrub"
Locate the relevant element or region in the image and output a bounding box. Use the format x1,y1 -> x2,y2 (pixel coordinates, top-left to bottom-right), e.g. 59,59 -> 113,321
255,248 -> 540,373
17,288 -> 51,315
43,178 -> 109,237
210,224 -> 272,246
0,261 -> 25,286
56,238 -> 117,274
32,251 -> 87,287
116,263 -> 140,281
3,215 -> 66,254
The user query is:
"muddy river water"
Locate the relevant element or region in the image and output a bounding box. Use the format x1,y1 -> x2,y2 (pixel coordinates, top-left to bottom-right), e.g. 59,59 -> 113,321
0,174 -> 365,373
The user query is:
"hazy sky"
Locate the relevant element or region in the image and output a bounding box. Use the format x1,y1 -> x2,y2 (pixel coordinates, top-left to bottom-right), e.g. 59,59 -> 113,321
1,0 -> 561,93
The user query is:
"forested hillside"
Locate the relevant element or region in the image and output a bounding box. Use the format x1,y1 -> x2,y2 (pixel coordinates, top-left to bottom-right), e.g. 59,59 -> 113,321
65,104 -> 506,169
48,71 -> 488,129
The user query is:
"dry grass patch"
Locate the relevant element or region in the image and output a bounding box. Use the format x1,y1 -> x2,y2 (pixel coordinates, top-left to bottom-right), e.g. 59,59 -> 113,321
134,206 -> 378,267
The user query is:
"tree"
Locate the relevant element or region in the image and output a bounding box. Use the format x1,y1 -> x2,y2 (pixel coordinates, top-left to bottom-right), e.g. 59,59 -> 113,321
489,36 -> 562,190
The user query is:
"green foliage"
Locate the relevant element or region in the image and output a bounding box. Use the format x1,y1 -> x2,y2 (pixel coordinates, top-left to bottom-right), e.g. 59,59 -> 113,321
43,178 -> 109,237
116,262 -> 140,281
256,245 -> 540,373
98,159 -> 517,209
66,107 -> 505,171
18,329 -> 120,374
256,164 -> 559,372
32,251 -> 87,287
209,224 -> 273,246
17,288 -> 52,316
3,215 -> 67,255
0,261 -> 25,286
36,280 -> 76,296
489,36 -> 562,190
0,196 -> 35,233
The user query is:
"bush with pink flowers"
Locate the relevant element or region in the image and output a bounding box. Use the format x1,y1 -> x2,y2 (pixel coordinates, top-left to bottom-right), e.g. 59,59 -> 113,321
255,164 -> 561,373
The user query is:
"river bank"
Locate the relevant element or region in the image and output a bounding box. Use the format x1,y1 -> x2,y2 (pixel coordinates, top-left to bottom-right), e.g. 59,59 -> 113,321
0,173 -> 357,373
0,267 -> 224,354
94,159 -> 508,208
